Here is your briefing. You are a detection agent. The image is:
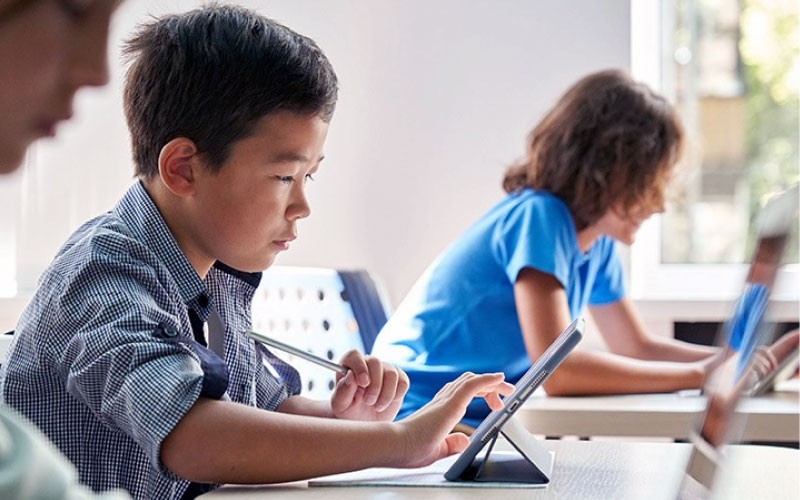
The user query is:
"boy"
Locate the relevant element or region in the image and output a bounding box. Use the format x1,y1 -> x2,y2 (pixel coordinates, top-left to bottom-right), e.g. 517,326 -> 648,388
0,1 -> 129,498
0,5 -> 511,499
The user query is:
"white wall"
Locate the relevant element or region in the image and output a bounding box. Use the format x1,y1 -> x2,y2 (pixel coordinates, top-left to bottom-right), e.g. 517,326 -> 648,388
1,0 -> 630,327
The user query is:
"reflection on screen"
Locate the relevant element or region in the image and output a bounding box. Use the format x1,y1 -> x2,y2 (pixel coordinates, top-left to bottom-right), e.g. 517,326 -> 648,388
723,234 -> 786,384
678,185 -> 798,499
698,234 -> 786,450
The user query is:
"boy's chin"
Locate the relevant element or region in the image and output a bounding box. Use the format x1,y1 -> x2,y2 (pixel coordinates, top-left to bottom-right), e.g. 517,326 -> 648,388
218,255 -> 277,273
254,254 -> 279,272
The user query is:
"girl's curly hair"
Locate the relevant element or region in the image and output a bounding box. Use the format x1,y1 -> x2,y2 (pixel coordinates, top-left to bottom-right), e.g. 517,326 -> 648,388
503,69 -> 683,230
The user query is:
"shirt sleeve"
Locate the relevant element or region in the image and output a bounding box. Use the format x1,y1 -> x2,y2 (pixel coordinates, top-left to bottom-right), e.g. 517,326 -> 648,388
254,344 -> 302,410
588,238 -> 626,305
491,195 -> 576,288
42,257 -> 209,473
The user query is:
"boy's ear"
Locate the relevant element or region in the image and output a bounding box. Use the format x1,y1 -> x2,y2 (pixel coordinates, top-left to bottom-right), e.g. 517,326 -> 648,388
158,138 -> 202,197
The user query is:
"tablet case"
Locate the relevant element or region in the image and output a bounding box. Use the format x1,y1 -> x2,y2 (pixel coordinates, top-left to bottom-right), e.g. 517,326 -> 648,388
454,413 -> 553,484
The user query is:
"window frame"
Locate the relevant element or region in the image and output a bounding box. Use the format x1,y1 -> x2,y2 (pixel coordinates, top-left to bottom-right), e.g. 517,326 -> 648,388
629,0 -> 799,303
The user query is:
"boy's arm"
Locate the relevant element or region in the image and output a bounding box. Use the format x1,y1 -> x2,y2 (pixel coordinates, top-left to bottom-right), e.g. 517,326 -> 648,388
160,372 -> 512,485
514,267 -> 712,396
589,298 -> 719,362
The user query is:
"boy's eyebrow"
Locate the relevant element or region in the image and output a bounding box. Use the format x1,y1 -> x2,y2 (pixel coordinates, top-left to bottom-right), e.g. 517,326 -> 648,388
270,153 -> 325,164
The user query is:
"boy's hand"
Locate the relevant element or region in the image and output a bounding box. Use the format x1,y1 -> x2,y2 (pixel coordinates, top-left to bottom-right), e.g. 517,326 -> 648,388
393,372 -> 515,468
329,350 -> 410,422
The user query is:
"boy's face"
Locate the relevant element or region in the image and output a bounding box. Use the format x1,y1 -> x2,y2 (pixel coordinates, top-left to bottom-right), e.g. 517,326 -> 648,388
186,111 -> 328,275
0,0 -> 117,172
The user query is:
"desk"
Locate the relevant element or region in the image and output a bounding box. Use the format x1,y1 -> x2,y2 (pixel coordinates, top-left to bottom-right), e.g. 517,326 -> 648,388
201,440 -> 799,499
517,390 -> 799,442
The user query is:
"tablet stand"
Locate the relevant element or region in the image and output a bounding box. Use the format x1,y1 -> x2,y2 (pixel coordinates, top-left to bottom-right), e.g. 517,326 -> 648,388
685,431 -> 720,490
456,414 -> 554,484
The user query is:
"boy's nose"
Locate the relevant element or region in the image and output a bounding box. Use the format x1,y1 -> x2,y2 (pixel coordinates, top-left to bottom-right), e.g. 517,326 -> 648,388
288,190 -> 311,221
69,19 -> 112,88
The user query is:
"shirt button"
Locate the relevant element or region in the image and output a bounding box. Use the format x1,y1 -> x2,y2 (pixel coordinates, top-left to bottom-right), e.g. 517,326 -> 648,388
158,323 -> 178,337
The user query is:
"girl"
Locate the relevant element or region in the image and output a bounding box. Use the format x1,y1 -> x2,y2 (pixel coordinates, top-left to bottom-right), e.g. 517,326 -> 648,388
373,69 -> 722,426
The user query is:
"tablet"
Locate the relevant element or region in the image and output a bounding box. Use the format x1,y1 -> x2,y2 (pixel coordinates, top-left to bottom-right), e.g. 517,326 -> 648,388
444,317 -> 584,483
747,346 -> 799,396
678,184 -> 798,496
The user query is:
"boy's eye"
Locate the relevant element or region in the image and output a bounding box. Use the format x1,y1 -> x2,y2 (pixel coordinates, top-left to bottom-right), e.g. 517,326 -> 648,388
276,173 -> 315,184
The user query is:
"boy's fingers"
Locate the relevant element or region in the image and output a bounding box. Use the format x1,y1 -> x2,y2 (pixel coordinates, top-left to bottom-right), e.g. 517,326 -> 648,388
457,373 -> 508,395
330,370 -> 358,414
497,381 -> 515,395
397,369 -> 411,398
364,357 -> 384,404
440,372 -> 508,406
472,381 -> 514,410
374,366 -> 399,411
339,349 -> 370,387
442,432 -> 470,457
484,391 -> 504,411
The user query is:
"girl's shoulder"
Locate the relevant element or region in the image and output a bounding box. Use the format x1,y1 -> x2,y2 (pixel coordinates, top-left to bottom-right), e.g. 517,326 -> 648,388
501,188 -> 571,220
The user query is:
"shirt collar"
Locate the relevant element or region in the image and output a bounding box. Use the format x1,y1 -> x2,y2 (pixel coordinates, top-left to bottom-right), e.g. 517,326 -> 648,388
114,181 -> 209,308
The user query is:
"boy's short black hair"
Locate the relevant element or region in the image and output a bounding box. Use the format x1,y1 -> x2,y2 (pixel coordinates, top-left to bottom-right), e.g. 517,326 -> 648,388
123,3 -> 338,177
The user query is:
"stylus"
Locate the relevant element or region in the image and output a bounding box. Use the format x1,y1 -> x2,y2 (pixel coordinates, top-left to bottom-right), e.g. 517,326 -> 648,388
247,330 -> 349,375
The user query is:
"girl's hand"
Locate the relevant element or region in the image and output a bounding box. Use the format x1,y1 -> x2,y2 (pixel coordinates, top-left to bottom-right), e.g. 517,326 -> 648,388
751,329 -> 799,379
329,349 -> 409,422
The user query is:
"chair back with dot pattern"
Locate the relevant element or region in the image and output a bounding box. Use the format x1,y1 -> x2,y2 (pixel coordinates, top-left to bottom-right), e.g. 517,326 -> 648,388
251,266 -> 390,399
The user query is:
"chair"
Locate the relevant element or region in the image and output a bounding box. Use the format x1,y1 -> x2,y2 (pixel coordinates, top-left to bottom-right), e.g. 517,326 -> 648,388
251,266 -> 390,400
0,331 -> 13,367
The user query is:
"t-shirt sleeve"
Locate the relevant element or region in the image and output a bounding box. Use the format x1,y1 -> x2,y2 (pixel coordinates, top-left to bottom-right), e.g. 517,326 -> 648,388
491,195 -> 575,288
588,238 -> 626,305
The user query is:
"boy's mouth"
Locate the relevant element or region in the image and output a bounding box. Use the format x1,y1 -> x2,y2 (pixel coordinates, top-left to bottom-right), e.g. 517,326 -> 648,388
272,238 -> 295,251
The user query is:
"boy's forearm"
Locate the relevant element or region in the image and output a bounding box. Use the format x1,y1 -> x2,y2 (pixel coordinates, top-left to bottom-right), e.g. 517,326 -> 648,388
276,395 -> 333,418
160,398 -> 406,484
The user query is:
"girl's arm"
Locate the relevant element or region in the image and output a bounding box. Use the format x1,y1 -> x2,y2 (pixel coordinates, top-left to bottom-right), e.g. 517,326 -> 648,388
514,267 -> 714,396
589,297 -> 719,362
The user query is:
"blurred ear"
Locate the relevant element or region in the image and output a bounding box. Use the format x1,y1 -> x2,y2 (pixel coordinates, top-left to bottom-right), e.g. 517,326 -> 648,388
158,138 -> 201,197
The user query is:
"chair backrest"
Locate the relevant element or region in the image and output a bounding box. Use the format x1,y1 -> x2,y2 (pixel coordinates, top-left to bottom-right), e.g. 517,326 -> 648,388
251,266 -> 390,400
337,270 -> 389,353
0,331 -> 13,367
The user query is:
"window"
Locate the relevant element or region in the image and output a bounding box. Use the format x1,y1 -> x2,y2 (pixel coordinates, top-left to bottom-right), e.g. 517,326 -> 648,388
630,0 -> 799,301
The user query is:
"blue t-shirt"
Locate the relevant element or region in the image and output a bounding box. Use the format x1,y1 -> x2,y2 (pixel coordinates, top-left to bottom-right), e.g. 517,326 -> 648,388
724,283 -> 769,379
372,189 -> 625,426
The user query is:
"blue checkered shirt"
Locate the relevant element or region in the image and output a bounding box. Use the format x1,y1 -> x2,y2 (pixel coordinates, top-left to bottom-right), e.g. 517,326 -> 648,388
0,182 -> 301,499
